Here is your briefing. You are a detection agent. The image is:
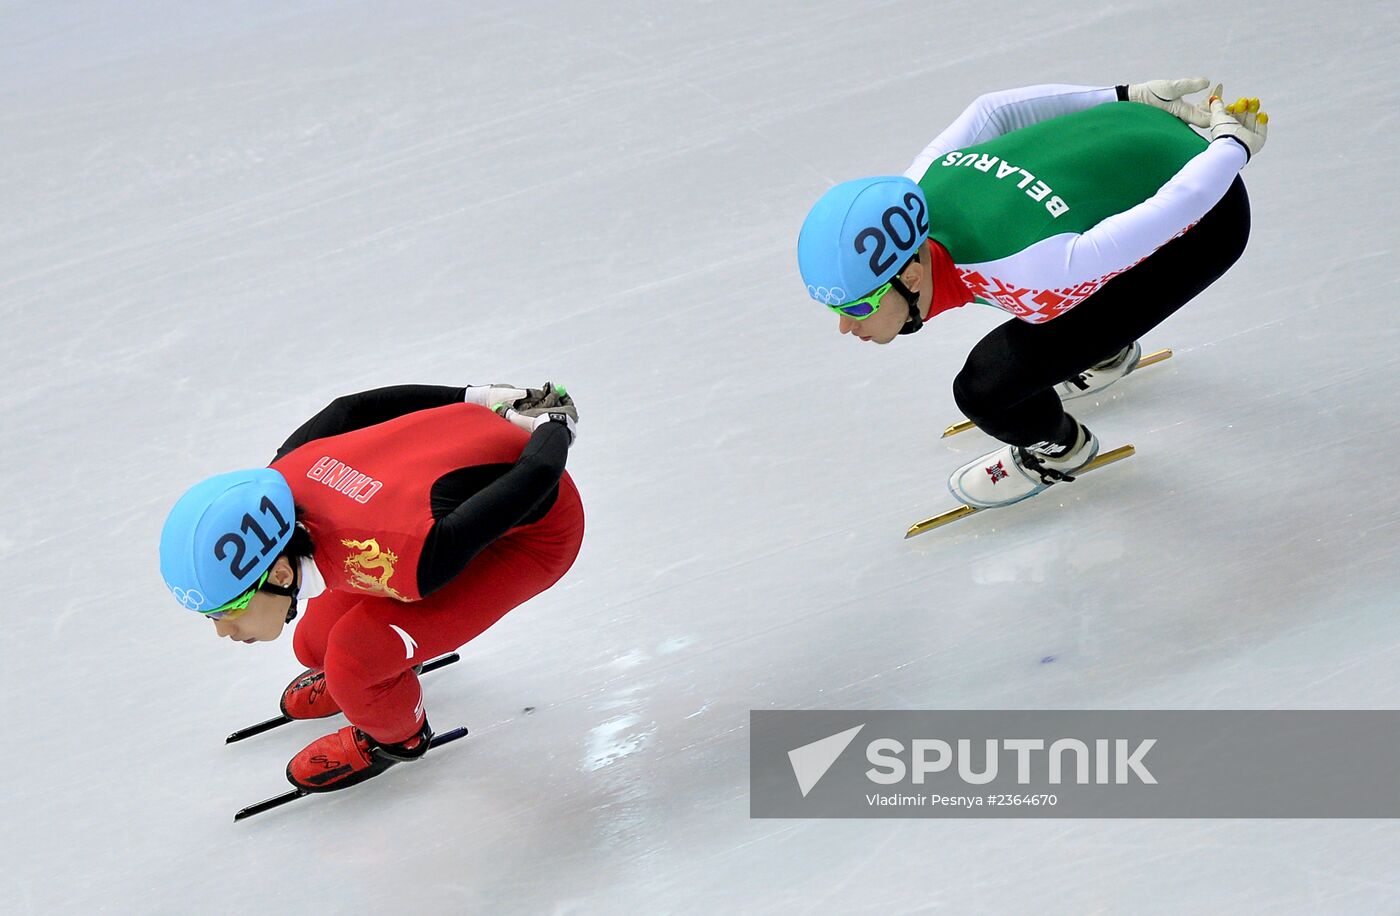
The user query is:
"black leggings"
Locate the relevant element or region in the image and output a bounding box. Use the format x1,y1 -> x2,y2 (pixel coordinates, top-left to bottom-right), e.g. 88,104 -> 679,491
952,176 -> 1251,447
416,421 -> 569,598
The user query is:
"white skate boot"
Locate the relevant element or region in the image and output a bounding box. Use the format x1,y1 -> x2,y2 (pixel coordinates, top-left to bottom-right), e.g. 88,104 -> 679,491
1055,342 -> 1142,401
948,422 -> 1100,509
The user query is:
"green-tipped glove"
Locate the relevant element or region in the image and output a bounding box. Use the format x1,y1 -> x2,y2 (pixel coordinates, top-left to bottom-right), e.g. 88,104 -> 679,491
495,382 -> 577,442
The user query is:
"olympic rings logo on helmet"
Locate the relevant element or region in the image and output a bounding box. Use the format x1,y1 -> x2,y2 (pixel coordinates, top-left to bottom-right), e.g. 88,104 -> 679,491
807,285 -> 849,306
168,584 -> 207,611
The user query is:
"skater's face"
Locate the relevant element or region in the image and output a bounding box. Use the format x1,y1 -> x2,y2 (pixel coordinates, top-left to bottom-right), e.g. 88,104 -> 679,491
210,557 -> 295,644
835,250 -> 931,345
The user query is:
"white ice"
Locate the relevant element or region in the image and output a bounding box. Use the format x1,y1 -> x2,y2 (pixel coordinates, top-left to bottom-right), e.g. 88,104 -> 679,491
4,0 -> 1400,912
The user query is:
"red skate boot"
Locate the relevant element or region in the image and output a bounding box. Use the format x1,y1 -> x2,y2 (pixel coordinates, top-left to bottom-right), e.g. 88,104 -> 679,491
279,669 -> 342,720
286,718 -> 434,793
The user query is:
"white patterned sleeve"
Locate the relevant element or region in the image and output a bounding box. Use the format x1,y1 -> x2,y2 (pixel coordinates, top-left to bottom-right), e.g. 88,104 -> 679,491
905,84 -> 1119,180
971,139 -> 1248,290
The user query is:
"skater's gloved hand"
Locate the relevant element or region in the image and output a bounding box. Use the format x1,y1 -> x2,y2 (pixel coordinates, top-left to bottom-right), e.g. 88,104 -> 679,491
511,382 -> 575,418
497,407 -> 577,443
463,384 -> 531,409
494,382 -> 578,441
1126,78 -> 1213,128
1206,84 -> 1268,161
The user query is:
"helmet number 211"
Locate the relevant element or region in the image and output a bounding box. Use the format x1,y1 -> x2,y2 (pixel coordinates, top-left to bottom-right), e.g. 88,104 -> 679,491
214,495 -> 292,580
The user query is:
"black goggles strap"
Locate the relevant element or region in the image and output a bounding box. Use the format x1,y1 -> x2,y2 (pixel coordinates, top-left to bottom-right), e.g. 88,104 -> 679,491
259,560 -> 302,624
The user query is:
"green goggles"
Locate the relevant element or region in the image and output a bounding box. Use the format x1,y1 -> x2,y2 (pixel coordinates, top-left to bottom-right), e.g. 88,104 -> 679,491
825,280 -> 899,320
201,569 -> 272,620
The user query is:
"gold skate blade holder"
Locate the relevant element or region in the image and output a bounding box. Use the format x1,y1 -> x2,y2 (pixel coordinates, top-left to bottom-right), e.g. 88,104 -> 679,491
940,349 -> 1173,438
905,444 -> 1137,539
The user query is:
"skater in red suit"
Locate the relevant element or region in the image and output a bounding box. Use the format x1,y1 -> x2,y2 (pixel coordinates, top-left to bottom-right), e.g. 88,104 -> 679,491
159,383 -> 584,792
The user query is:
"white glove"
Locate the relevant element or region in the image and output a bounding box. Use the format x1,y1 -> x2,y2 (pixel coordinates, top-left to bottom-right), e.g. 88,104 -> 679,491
1127,78 -> 1213,128
463,384 -> 531,409
1206,85 -> 1268,161
498,407 -> 576,442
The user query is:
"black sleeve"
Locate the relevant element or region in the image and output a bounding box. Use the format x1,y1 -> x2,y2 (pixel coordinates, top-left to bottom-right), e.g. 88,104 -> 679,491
416,421 -> 571,597
275,385 -> 467,460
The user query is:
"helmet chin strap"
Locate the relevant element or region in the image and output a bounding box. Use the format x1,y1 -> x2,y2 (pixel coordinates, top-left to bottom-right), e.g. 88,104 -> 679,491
259,560 -> 302,624
893,274 -> 924,335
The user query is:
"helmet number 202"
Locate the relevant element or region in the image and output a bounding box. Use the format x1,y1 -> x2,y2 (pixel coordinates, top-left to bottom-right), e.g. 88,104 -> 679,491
853,193 -> 929,277
213,495 -> 292,580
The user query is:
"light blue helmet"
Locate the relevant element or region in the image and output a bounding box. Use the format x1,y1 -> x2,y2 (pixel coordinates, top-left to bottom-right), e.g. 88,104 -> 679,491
159,469 -> 296,613
797,176 -> 929,306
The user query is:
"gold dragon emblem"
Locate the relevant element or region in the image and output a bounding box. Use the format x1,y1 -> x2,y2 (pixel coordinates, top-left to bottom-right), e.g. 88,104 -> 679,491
340,537 -> 410,600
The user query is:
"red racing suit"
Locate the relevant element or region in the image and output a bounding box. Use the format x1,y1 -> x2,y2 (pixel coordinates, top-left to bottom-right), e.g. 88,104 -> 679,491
270,390 -> 584,742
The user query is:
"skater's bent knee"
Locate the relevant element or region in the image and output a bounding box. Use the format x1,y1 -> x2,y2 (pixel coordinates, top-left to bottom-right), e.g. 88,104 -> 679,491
324,629 -> 411,691
953,366 -> 1010,421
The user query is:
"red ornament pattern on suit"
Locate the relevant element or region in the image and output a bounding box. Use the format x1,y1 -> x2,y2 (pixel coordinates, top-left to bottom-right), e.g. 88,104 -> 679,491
954,220 -> 1201,324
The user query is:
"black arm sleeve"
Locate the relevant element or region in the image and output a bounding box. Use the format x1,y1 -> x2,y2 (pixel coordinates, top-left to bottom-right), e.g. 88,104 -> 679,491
416,421 -> 571,597
275,385 -> 467,460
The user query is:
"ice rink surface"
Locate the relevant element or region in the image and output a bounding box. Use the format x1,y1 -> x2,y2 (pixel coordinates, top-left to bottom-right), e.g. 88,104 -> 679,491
3,0 -> 1399,912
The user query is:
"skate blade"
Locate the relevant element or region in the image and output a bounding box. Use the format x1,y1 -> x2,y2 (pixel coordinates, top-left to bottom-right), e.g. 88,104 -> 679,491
940,350 -> 1172,438
905,444 -> 1136,538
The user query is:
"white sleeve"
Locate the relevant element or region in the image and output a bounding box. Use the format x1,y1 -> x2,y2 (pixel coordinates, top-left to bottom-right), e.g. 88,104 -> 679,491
969,139 -> 1248,291
905,84 -> 1119,180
